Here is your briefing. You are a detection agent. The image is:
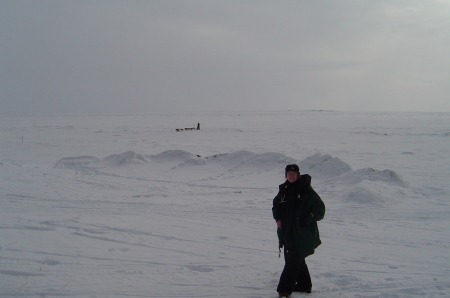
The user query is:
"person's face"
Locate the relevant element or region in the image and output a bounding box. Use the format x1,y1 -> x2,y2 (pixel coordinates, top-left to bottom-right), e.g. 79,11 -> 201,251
286,171 -> 299,183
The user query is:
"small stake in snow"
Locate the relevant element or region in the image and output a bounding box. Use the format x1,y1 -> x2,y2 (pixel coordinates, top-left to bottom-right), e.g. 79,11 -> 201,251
1,241 -> 17,250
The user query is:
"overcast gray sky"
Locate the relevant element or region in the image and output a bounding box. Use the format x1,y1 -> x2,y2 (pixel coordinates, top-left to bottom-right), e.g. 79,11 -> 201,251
1,0 -> 449,113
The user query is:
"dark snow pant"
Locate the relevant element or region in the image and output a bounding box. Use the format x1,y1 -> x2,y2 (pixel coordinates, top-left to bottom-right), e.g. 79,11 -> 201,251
276,244 -> 312,294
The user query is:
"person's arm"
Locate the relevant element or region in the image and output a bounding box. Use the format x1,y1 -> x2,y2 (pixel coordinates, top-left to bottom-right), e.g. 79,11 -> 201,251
272,191 -> 282,226
300,186 -> 325,226
309,187 -> 325,222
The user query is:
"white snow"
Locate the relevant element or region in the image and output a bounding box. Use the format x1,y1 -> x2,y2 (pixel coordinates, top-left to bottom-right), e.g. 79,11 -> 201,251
1,111 -> 449,297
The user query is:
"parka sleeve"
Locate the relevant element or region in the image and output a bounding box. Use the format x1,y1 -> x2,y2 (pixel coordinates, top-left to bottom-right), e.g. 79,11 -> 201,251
272,191 -> 282,222
308,186 -> 325,222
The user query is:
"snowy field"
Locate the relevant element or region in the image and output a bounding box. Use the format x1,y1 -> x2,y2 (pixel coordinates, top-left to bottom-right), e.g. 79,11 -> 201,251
1,111 -> 449,298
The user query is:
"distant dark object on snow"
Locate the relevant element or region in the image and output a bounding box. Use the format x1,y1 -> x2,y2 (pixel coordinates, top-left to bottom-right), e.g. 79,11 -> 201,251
176,123 -> 200,132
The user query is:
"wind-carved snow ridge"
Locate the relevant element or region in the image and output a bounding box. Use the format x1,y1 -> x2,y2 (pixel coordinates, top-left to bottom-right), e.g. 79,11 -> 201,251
349,169 -> 412,206
53,156 -> 101,175
148,150 -> 204,167
148,150 -> 199,162
202,150 -> 297,170
103,151 -> 148,166
54,151 -> 148,172
54,150 -> 405,184
299,153 -> 353,179
147,149 -> 296,170
336,168 -> 409,187
296,154 -> 414,207
54,156 -> 100,168
319,166 -> 413,207
53,150 -> 414,207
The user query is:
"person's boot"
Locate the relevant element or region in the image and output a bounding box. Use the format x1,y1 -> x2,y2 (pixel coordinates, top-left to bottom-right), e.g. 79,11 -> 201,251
292,284 -> 312,293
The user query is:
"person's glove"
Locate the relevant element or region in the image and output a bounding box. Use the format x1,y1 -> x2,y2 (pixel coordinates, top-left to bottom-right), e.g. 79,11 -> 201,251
277,227 -> 283,249
277,227 -> 284,257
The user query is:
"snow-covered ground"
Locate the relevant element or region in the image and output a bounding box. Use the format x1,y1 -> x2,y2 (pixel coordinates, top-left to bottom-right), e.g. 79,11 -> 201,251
1,111 -> 449,298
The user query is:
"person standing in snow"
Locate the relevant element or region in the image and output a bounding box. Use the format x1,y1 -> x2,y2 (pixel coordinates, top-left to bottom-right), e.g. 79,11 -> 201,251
272,164 -> 325,297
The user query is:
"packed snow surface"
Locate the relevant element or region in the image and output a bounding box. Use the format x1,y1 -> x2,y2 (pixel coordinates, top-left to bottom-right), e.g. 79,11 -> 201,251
1,111 -> 449,297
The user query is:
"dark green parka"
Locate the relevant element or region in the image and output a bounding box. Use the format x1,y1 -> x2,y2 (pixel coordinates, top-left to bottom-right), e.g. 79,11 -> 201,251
272,174 -> 325,259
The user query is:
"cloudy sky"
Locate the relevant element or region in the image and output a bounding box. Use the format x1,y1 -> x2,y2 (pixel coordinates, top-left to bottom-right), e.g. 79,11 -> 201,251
1,0 -> 449,113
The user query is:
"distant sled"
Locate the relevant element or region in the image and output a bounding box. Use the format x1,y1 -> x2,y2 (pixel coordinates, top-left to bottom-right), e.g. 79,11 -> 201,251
176,123 -> 200,131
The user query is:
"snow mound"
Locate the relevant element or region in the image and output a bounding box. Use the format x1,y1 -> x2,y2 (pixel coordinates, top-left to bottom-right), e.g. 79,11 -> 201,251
54,156 -> 100,169
337,168 -> 409,187
340,179 -> 415,206
103,151 -> 148,166
149,150 -> 203,168
204,150 -> 296,170
309,155 -> 414,207
54,152 -> 148,170
320,167 -> 413,207
148,150 -> 199,162
299,153 -> 352,179
147,150 -> 296,171
344,181 -> 388,205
